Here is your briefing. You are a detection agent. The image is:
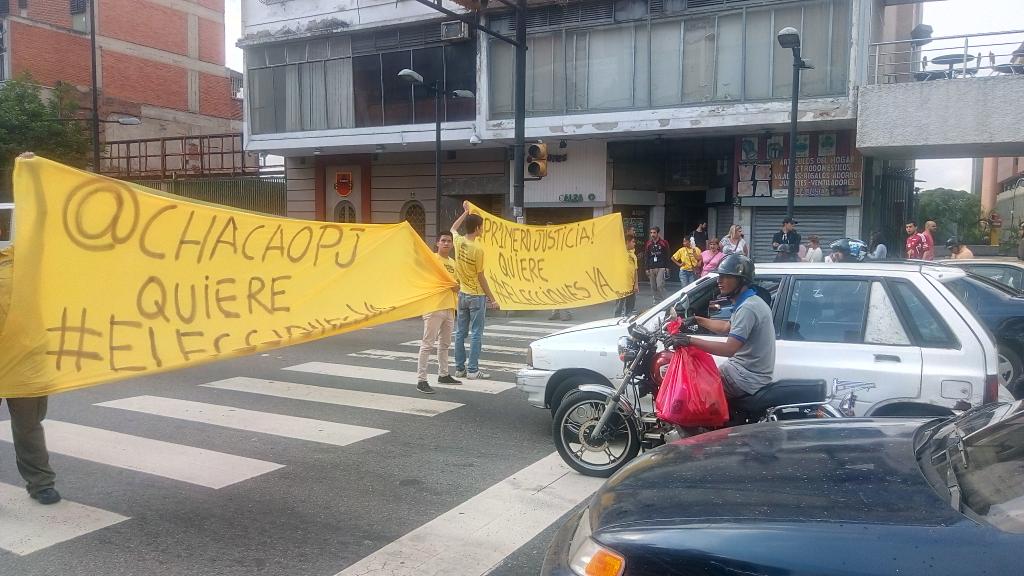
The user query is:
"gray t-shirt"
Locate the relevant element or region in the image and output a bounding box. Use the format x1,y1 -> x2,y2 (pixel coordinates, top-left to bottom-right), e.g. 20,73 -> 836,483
721,291 -> 775,395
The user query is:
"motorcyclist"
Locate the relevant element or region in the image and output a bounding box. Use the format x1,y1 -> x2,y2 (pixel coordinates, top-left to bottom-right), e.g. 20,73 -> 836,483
672,254 -> 775,399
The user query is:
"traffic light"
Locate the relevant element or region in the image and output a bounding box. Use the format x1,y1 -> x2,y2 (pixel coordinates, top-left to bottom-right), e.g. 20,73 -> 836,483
526,143 -> 548,178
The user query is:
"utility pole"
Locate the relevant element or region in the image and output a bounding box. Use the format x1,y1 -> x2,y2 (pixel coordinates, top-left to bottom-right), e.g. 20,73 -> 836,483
90,0 -> 101,172
511,0 -> 526,224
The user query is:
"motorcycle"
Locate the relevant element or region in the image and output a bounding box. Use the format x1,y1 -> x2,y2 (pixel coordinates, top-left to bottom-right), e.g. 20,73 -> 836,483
553,296 -> 871,477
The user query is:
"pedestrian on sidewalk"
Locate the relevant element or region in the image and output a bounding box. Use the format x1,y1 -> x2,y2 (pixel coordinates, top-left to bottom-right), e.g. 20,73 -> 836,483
720,225 -> 749,257
700,237 -> 726,277
643,226 -> 670,304
804,235 -> 824,262
904,221 -> 929,259
691,222 -> 709,251
923,220 -> 938,260
771,217 -> 801,262
0,246 -> 60,505
671,236 -> 702,286
451,202 -> 500,380
615,231 -> 639,317
417,232 -> 462,394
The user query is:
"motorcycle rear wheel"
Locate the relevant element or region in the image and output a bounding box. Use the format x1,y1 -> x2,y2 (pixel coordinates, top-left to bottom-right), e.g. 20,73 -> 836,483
552,390 -> 641,478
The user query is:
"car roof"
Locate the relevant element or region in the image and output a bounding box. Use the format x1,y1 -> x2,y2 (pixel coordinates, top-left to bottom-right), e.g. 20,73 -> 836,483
755,261 -> 968,280
942,259 -> 1024,268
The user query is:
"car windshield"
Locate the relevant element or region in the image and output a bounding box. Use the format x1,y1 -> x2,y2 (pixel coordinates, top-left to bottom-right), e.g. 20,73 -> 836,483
637,275 -> 780,333
917,402 -> 1024,533
939,274 -> 1019,310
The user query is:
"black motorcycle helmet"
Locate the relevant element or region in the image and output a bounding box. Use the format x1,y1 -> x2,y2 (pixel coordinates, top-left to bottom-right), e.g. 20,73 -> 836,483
946,236 -> 961,249
715,254 -> 755,286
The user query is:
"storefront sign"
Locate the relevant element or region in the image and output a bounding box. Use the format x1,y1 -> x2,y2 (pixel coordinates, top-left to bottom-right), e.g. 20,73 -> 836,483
735,131 -> 862,199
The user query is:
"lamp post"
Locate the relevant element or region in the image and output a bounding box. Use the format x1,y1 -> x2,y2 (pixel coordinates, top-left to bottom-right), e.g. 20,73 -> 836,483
777,27 -> 813,220
89,0 -> 100,172
398,68 -> 474,237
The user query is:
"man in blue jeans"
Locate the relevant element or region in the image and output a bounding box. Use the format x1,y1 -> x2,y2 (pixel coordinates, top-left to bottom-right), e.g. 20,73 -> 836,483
450,202 -> 499,380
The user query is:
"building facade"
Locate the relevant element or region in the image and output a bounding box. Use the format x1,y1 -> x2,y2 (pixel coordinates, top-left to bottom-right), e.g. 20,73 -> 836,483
240,0 -> 918,253
0,0 -> 242,159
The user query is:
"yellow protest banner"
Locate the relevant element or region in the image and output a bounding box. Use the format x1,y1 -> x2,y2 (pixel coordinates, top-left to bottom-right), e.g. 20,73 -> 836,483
0,157 -> 456,397
468,203 -> 634,310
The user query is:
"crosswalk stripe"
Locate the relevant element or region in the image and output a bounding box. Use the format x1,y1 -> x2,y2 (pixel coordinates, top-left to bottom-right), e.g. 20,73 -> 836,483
0,482 -> 129,556
201,377 -> 463,415
95,396 -> 388,447
400,340 -> 526,356
483,332 -> 536,341
507,320 -> 575,328
283,363 -> 516,394
352,349 -> 524,371
487,325 -> 558,335
0,420 -> 283,489
332,452 -> 603,576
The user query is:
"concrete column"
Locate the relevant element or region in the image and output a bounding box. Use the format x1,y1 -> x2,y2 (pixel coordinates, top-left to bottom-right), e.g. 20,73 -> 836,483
981,157 -> 999,216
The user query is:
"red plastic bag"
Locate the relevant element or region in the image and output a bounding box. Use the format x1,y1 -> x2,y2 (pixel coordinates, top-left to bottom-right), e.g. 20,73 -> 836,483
655,346 -> 729,428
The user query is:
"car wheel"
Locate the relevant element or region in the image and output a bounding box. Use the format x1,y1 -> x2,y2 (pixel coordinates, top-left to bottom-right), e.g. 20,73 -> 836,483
997,346 -> 1022,392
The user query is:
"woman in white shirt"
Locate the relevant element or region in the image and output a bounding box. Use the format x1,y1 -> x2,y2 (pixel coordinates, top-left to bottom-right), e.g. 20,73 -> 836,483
804,235 -> 824,262
720,225 -> 749,257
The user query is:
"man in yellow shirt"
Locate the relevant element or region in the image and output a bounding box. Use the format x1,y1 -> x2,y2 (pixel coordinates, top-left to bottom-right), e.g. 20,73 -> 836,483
671,236 -> 702,286
450,202 -> 499,380
416,231 -> 462,394
614,231 -> 639,316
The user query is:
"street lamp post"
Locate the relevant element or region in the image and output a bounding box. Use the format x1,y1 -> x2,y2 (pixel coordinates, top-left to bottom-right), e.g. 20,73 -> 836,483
398,68 -> 474,237
777,27 -> 812,220
89,0 -> 101,172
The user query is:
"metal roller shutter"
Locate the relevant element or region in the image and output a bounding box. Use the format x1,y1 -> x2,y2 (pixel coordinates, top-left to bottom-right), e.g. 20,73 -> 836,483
751,207 -> 848,263
715,206 -> 734,241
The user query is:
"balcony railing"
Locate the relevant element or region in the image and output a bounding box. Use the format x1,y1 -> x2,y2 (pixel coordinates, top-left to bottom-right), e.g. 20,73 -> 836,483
101,133 -> 262,180
868,29 -> 1024,85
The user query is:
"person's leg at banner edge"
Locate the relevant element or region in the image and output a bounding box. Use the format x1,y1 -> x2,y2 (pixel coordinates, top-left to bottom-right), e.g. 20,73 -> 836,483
3,396 -> 61,504
454,293 -> 471,378
467,295 -> 488,379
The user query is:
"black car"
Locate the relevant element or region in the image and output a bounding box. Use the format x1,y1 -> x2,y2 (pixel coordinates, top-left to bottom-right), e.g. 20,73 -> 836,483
938,273 -> 1024,396
542,403 -> 1024,576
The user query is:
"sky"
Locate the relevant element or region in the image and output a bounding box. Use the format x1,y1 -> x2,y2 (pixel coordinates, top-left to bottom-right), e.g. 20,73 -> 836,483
221,0 -> 1022,191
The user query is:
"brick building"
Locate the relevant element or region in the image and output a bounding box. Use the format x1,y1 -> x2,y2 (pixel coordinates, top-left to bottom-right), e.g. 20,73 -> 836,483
0,0 -> 242,155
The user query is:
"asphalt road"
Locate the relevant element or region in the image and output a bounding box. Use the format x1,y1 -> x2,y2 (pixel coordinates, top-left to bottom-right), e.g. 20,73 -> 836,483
0,293 -> 653,576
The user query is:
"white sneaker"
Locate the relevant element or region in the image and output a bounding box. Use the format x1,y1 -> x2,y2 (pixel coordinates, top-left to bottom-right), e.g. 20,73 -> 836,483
466,371 -> 491,380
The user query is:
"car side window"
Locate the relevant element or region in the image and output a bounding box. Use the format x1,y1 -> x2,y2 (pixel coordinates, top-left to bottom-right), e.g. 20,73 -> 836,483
970,265 -> 1022,292
782,279 -> 870,343
889,280 -> 960,349
865,282 -> 911,345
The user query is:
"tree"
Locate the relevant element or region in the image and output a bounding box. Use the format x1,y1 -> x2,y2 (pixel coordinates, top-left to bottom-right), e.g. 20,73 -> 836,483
916,187 -> 984,244
0,74 -> 91,181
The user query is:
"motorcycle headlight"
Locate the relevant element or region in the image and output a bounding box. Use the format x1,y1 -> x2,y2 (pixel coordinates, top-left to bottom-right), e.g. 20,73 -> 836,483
567,510 -> 625,576
617,336 -> 636,362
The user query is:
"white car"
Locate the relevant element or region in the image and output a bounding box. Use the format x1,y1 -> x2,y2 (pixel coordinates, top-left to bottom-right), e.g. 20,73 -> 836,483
518,262 -> 1013,417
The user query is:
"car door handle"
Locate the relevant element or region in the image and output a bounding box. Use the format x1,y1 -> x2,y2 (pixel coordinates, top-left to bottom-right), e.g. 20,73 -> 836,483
874,354 -> 902,363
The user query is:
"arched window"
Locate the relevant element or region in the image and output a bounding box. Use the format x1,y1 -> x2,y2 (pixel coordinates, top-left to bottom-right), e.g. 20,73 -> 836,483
334,201 -> 357,223
402,201 -> 427,239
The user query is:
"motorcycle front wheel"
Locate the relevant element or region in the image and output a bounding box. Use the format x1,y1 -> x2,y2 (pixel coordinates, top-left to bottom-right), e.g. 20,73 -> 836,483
552,390 -> 640,478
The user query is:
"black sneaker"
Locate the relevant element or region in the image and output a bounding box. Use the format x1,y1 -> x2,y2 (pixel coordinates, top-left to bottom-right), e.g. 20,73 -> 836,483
438,375 -> 462,385
31,487 -> 62,505
416,381 -> 436,394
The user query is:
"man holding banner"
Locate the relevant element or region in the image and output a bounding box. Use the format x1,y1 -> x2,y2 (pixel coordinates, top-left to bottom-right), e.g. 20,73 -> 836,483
416,232 -> 462,394
451,202 -> 499,380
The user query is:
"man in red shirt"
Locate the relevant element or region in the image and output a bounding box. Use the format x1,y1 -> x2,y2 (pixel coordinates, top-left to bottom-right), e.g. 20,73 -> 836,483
905,221 -> 929,259
922,220 -> 937,260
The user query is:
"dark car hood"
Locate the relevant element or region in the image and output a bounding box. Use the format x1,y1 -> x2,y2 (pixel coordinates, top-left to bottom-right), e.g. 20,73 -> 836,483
591,418 -> 965,531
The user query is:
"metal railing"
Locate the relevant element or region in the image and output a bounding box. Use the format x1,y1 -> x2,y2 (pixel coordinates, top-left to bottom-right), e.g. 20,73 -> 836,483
868,29 -> 1024,85
140,171 -> 288,217
101,133 -> 262,180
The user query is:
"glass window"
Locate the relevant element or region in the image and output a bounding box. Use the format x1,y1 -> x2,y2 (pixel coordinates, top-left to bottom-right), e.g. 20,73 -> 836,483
402,201 -> 427,239
412,47 -> 443,124
381,51 -> 413,126
587,25 -> 634,109
771,5 -> 802,99
830,0 -> 851,94
286,43 -> 306,64
682,17 -> 715,103
444,42 -> 478,121
966,266 -> 1023,292
325,59 -> 354,129
353,54 -> 383,127
300,61 -> 328,131
284,65 -> 301,131
633,22 -> 651,108
249,67 -> 277,134
783,279 -> 869,343
744,9 -> 772,99
865,282 -> 911,345
651,20 -> 682,106
800,1 -> 830,96
527,33 -> 565,113
488,39 -> 514,116
334,201 -> 357,223
567,31 -> 589,111
715,13 -> 743,101
891,280 -> 959,349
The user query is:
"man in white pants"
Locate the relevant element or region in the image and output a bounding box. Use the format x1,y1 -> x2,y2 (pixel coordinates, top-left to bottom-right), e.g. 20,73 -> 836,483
417,231 -> 462,394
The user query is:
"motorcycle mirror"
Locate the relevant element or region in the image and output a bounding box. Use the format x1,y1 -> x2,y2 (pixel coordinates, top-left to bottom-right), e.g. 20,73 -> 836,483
673,295 -> 692,318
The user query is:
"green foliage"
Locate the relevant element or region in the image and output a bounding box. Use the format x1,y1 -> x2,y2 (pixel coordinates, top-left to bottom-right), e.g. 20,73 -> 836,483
0,74 -> 91,174
916,187 -> 985,244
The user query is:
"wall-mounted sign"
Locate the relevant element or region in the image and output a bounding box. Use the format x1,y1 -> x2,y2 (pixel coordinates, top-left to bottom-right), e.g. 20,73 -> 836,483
334,172 -> 353,197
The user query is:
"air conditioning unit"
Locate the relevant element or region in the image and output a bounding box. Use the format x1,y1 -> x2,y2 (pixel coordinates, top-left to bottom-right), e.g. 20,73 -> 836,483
441,20 -> 470,42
